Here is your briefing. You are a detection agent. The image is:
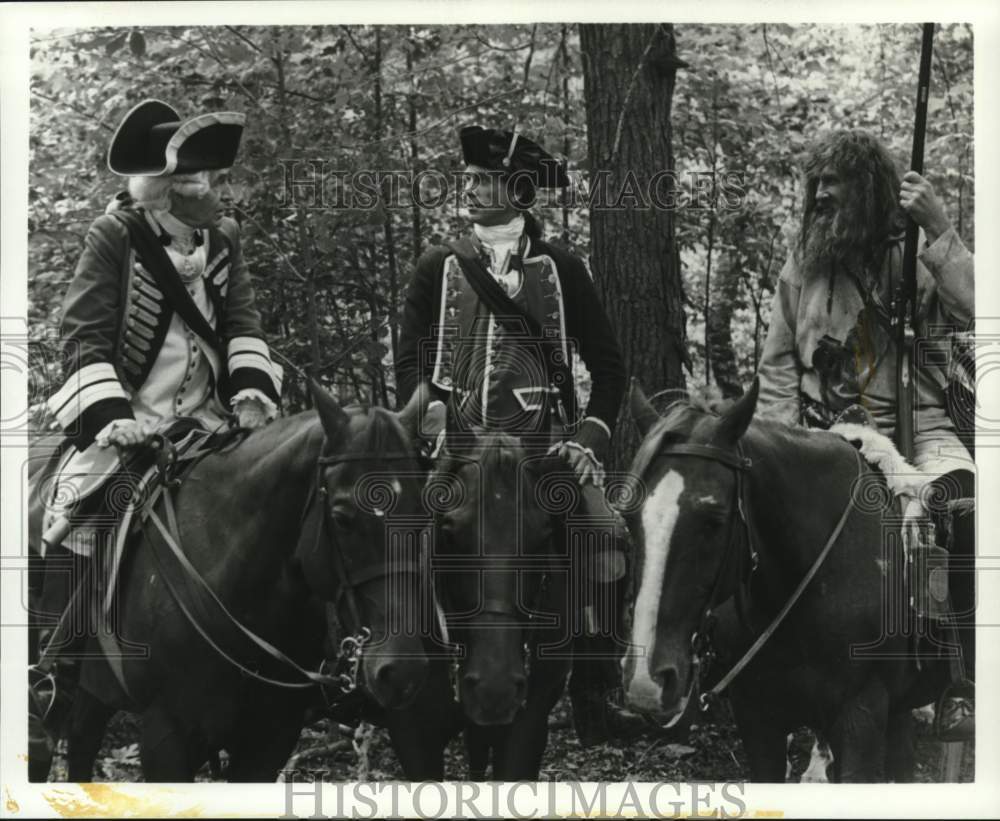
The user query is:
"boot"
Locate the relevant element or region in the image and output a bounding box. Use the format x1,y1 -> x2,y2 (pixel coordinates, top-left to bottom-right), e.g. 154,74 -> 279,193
930,474 -> 975,742
935,680 -> 974,742
30,543 -> 91,739
568,638 -> 654,747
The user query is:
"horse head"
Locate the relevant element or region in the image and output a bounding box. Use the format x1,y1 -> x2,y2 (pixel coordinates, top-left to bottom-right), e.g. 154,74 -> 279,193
622,378 -> 759,728
430,427 -> 560,726
295,382 -> 433,710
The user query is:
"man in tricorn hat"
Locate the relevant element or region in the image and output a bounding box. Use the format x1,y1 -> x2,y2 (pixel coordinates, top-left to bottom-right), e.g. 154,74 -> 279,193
397,125 -> 638,744
30,99 -> 283,742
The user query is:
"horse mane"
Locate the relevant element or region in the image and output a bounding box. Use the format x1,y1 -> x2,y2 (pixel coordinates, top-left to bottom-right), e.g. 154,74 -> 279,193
626,400 -> 706,488
623,396 -> 845,502
438,429 -> 526,486
340,404 -> 413,458
476,431 -> 525,482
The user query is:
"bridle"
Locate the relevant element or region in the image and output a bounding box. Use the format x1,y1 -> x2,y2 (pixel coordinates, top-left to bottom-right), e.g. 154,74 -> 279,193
643,437 -> 860,712
428,447 -> 559,693
122,442 -> 428,704
304,449 -> 427,698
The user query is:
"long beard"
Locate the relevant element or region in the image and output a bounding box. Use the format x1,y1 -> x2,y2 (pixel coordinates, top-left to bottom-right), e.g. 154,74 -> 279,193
802,207 -> 867,276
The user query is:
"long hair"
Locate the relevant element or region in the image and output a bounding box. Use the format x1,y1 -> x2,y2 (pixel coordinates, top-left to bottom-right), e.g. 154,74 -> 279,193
799,130 -> 906,272
126,170 -> 222,212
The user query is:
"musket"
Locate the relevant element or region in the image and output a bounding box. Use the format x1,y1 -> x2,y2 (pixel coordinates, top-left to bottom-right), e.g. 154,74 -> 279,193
895,23 -> 936,461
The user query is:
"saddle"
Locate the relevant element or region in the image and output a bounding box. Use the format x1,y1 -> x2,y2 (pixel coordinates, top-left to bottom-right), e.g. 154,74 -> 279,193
828,406 -> 971,663
44,420 -> 248,618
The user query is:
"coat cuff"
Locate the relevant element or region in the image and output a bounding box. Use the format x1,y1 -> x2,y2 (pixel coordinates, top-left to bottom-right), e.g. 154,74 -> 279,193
230,389 -> 280,421
64,397 -> 135,450
227,336 -> 282,403
919,225 -> 960,268
46,362 -> 135,449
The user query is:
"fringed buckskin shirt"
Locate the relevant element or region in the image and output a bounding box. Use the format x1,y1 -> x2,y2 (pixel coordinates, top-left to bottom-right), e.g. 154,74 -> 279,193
756,227 -> 974,480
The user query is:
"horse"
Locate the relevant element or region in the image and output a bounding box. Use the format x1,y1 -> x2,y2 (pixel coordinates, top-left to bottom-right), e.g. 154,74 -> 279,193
27,383 -> 458,781
622,379 -> 950,782
428,427 -> 573,780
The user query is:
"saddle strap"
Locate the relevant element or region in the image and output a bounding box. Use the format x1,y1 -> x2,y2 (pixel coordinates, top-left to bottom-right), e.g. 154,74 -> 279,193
145,489 -> 339,690
704,448 -> 863,703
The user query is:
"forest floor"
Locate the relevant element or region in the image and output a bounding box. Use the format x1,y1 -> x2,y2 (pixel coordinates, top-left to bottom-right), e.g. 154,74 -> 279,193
49,692 -> 973,784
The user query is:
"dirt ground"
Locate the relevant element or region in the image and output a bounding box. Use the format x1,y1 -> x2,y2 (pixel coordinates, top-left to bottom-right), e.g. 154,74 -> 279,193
48,692 -> 973,784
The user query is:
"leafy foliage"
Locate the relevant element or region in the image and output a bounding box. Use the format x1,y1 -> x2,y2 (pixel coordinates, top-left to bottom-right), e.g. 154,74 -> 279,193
28,24 -> 973,413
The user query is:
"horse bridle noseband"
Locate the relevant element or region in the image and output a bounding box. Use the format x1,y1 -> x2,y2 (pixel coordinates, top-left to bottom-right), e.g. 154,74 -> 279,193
307,450 -> 427,695
649,439 -> 860,711
649,442 -> 756,705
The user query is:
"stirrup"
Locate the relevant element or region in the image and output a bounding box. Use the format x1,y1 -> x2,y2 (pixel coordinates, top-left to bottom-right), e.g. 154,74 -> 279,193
28,664 -> 59,724
933,684 -> 975,742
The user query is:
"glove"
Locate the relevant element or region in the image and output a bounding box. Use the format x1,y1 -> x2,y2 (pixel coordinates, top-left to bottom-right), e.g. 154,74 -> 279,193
548,418 -> 611,488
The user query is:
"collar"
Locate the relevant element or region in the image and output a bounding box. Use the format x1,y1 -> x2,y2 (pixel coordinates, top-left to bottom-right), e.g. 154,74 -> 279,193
473,214 -> 525,248
153,209 -> 198,239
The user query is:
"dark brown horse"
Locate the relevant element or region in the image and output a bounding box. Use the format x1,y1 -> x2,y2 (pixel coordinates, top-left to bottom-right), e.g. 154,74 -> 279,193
28,385 -> 457,781
429,429 -> 572,779
623,380 -> 949,782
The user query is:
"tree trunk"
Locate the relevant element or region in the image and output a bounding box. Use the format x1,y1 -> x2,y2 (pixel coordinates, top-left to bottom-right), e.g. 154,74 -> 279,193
579,23 -> 686,466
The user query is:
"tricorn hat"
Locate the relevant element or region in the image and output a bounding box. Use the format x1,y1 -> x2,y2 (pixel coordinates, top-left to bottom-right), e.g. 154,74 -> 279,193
107,99 -> 246,177
460,125 -> 570,189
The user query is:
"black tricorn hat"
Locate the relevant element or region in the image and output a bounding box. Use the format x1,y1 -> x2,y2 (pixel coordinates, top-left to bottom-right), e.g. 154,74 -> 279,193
460,125 -> 570,189
107,99 -> 246,177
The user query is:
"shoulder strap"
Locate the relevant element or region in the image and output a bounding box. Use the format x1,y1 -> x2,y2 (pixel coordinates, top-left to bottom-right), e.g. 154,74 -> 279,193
108,210 -> 227,360
446,236 -> 575,420
446,238 -> 542,336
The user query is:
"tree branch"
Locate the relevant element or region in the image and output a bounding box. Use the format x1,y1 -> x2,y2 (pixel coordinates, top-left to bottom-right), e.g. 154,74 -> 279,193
610,28 -> 660,165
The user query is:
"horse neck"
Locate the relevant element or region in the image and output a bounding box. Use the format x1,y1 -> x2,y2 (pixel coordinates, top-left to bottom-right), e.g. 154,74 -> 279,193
741,424 -> 861,603
188,414 -> 323,561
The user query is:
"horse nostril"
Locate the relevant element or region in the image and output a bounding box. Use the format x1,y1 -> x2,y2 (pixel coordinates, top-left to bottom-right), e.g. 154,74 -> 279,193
512,673 -> 527,700
657,667 -> 680,702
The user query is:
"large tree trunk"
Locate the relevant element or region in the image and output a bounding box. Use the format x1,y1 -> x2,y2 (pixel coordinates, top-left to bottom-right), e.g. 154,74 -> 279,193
579,23 -> 687,466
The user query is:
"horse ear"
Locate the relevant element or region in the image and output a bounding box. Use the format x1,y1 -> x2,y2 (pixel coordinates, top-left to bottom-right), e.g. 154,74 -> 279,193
310,379 -> 350,449
717,377 -> 759,443
396,381 -> 430,439
629,378 -> 659,436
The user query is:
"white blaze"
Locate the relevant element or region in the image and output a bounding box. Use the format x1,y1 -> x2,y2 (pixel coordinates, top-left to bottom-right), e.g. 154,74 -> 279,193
627,469 -> 684,709
801,738 -> 833,783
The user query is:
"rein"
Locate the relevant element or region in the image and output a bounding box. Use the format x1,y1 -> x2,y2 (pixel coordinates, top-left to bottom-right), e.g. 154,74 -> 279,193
649,439 -> 862,710
130,442 -> 423,702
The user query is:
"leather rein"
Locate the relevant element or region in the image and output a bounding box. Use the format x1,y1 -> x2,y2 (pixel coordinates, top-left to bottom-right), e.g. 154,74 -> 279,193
136,439 -> 421,702
650,439 -> 861,710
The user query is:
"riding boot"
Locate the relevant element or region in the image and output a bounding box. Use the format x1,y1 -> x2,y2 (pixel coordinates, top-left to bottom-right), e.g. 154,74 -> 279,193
568,571 -> 651,747
929,471 -> 975,742
30,542 -> 92,737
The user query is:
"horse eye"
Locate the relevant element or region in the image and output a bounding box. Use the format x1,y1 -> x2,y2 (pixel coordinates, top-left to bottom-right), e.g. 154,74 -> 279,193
331,506 -> 357,530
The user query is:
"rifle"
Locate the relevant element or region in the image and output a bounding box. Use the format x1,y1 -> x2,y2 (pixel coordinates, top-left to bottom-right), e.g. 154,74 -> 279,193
895,23 -> 936,461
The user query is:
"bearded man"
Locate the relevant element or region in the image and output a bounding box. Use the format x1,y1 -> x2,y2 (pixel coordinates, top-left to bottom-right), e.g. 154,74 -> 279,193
30,99 -> 282,742
756,129 -> 974,739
